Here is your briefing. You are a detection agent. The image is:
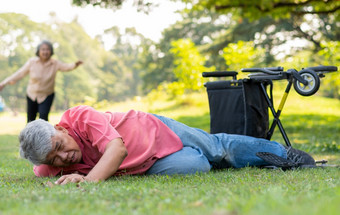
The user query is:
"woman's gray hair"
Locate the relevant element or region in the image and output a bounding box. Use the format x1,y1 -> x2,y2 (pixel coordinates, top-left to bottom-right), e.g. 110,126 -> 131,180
19,119 -> 56,165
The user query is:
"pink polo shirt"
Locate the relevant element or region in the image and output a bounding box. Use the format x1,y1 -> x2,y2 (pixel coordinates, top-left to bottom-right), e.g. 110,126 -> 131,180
33,105 -> 183,177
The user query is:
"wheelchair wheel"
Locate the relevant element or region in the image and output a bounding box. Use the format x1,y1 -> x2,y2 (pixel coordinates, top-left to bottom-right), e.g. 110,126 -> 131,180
293,70 -> 320,96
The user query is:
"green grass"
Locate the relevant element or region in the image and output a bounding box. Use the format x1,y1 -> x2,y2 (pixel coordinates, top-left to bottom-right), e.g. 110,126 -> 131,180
0,91 -> 339,215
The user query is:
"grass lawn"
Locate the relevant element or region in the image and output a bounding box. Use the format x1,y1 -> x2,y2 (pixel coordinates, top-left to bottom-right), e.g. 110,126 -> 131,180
0,90 -> 339,215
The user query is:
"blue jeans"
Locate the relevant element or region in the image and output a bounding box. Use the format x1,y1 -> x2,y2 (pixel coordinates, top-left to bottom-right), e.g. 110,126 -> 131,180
146,114 -> 287,175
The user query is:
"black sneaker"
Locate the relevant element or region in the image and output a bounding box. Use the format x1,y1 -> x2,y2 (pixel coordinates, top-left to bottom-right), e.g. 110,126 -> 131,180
256,152 -> 297,169
285,146 -> 316,168
256,146 -> 316,170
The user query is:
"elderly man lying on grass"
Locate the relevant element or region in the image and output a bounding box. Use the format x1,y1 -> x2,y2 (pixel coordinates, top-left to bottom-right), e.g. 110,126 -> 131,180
19,105 -> 316,185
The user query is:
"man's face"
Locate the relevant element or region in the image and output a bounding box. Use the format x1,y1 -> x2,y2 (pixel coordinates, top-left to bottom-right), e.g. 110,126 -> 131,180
45,125 -> 82,167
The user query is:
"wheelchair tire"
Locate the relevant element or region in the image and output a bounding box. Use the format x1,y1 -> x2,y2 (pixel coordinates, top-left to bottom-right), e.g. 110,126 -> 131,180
293,70 -> 320,96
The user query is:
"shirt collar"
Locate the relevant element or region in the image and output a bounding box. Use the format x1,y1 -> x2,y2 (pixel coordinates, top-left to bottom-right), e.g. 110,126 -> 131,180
37,57 -> 53,66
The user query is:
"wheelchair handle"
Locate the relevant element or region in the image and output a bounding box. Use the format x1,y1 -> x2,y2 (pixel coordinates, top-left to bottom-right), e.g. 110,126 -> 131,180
304,65 -> 338,72
241,67 -> 283,75
202,71 -> 238,80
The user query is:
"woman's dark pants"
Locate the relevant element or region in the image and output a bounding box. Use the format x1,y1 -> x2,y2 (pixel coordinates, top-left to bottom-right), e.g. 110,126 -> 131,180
26,93 -> 54,122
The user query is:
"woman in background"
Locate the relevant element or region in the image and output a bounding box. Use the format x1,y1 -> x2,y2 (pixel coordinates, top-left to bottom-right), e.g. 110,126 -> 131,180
0,40 -> 83,122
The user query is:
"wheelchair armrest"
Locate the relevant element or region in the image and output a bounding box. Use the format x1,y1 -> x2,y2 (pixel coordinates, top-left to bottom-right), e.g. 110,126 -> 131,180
202,71 -> 238,80
263,67 -> 284,71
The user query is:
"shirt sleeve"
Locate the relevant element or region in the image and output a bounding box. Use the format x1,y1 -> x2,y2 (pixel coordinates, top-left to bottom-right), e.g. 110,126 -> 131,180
56,60 -> 77,72
33,163 -> 93,177
33,165 -> 61,177
72,106 -> 122,153
3,59 -> 31,85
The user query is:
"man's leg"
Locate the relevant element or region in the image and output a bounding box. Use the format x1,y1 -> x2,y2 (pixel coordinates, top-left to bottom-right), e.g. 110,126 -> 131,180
38,93 -> 54,121
152,114 -> 287,168
214,134 -> 287,168
145,147 -> 211,175
26,95 -> 38,123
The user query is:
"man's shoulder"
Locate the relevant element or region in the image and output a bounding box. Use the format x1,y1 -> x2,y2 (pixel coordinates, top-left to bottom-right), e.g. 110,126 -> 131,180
67,105 -> 95,113
60,105 -> 97,122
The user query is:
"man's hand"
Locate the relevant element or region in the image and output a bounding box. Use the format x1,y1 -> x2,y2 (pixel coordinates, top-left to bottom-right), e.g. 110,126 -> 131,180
55,173 -> 86,185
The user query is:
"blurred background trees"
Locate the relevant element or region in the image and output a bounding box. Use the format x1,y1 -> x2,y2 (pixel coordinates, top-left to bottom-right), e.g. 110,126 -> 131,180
0,0 -> 339,112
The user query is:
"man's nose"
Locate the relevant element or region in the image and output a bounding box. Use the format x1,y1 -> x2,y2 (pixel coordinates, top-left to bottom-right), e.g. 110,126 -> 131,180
58,151 -> 68,161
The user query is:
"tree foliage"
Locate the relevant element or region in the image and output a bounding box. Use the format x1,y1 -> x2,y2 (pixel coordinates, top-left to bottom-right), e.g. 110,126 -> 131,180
72,0 -> 340,19
139,9 -> 229,94
72,0 -> 156,13
182,0 -> 340,20
318,41 -> 340,99
169,38 -> 211,94
222,41 -> 265,73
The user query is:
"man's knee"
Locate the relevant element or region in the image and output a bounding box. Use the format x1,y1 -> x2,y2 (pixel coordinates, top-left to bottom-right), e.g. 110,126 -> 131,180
173,153 -> 211,174
146,147 -> 211,175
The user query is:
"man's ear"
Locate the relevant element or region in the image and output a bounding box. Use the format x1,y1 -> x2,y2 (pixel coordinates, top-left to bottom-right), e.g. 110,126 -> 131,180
54,124 -> 68,133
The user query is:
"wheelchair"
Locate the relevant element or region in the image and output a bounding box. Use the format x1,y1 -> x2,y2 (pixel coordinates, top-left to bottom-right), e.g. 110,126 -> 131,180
202,65 -> 338,168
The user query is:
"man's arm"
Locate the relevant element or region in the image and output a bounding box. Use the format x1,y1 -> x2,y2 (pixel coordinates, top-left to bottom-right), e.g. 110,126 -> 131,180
86,138 -> 127,181
55,138 -> 127,185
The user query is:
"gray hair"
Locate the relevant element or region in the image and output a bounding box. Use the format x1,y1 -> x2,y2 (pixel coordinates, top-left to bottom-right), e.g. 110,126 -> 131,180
19,119 -> 56,165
